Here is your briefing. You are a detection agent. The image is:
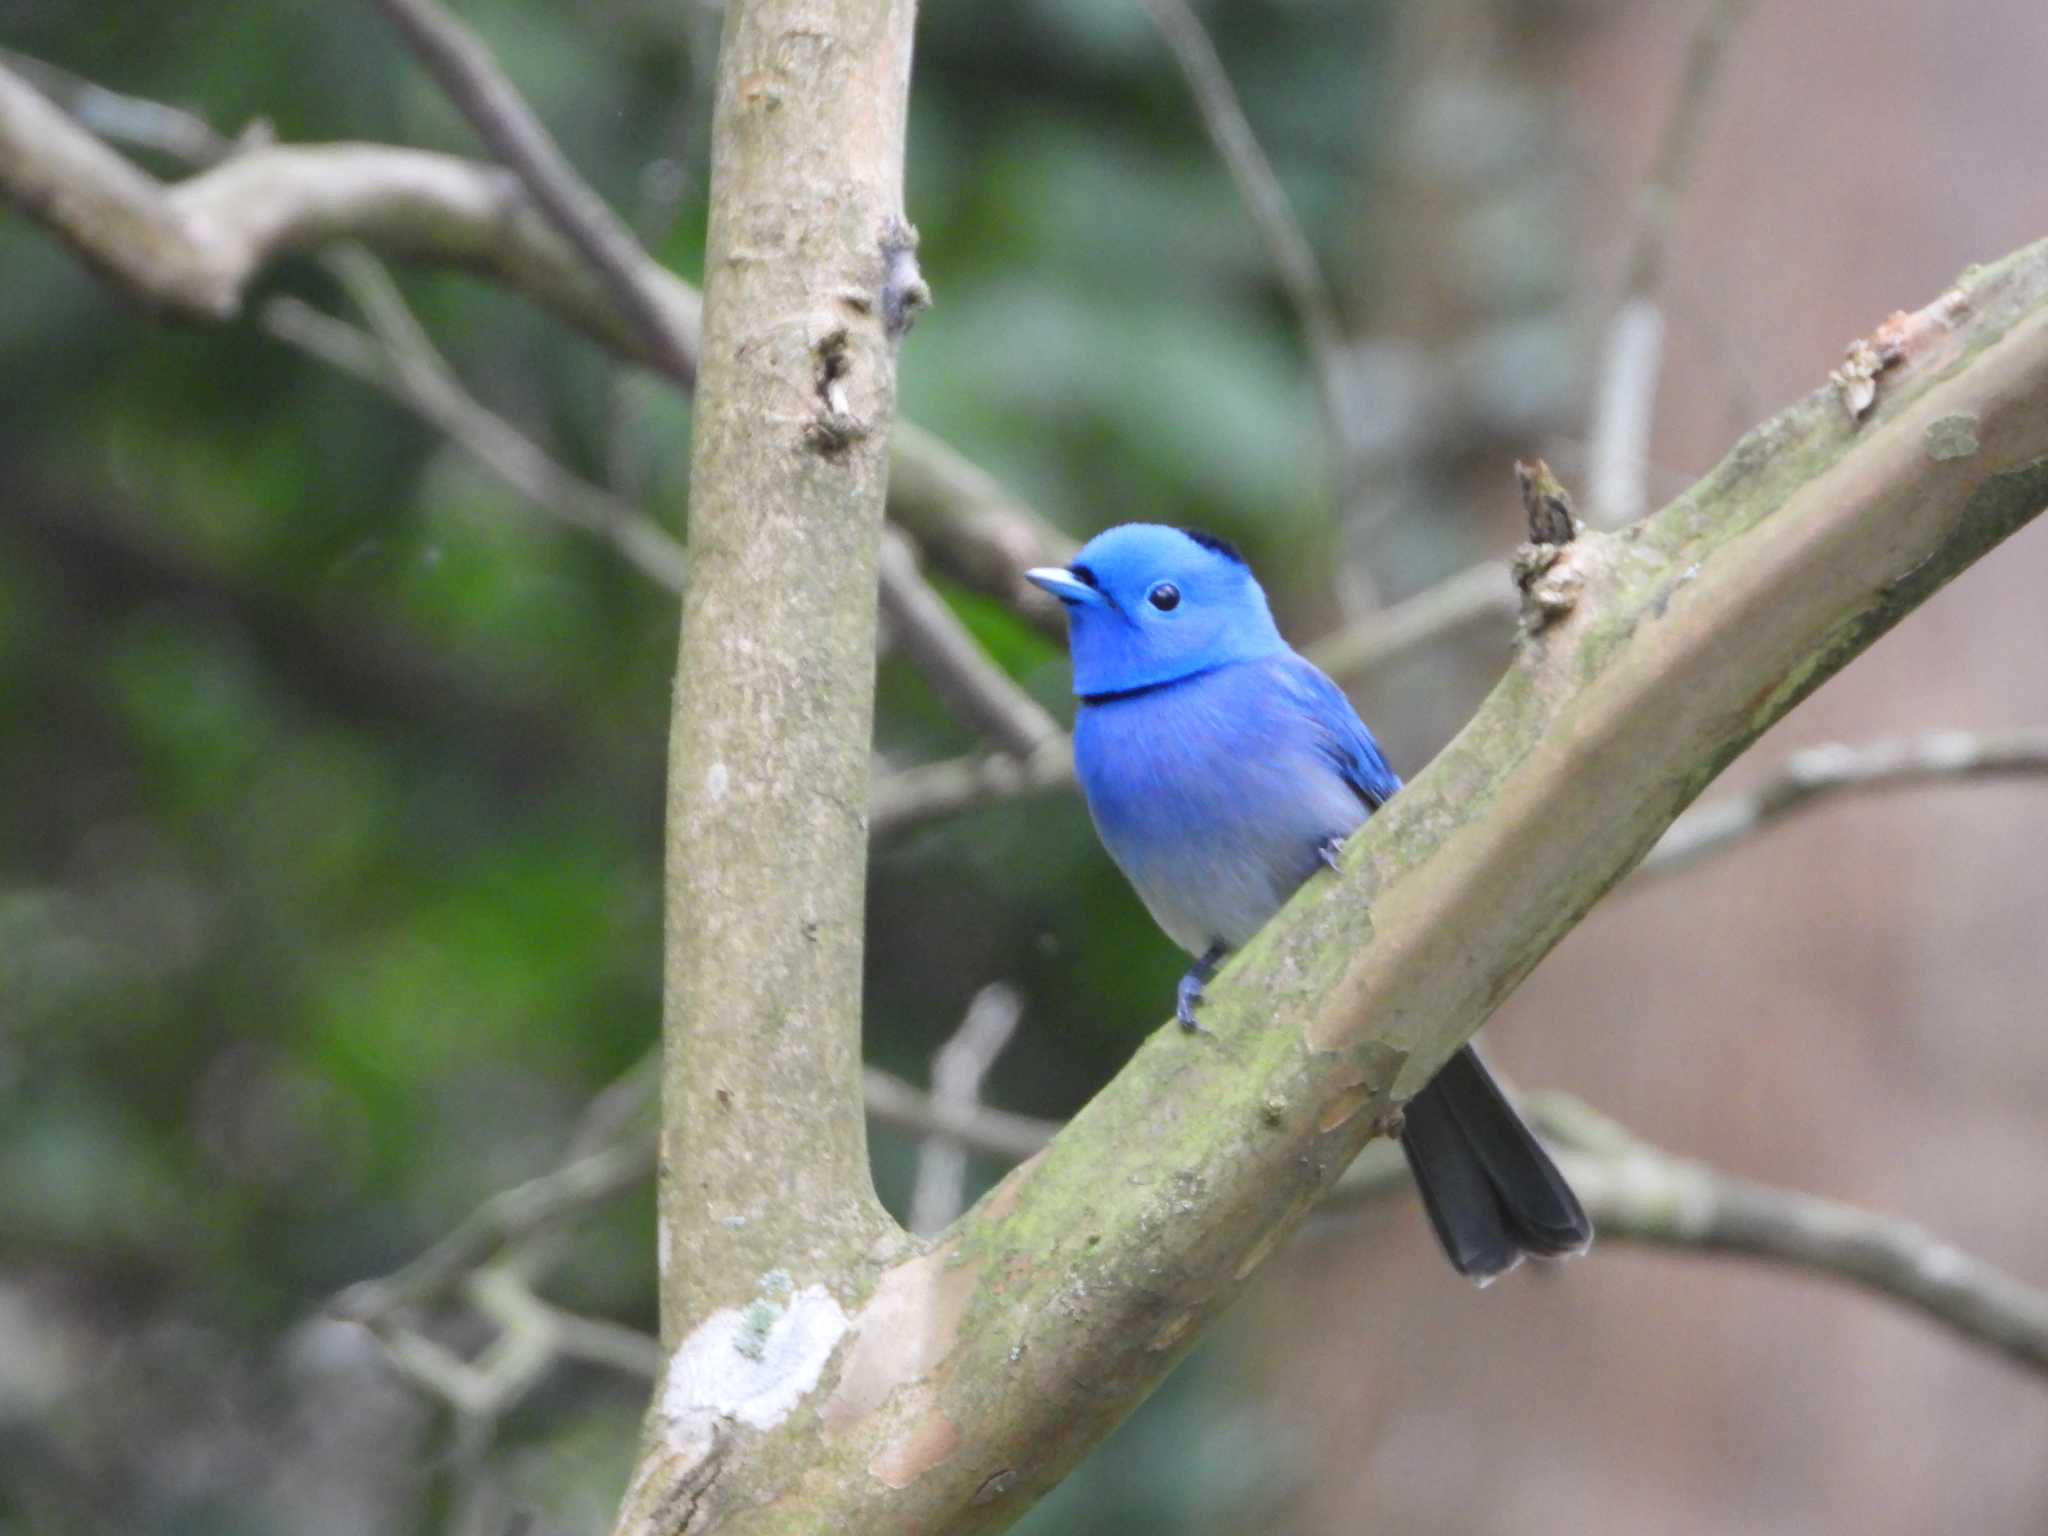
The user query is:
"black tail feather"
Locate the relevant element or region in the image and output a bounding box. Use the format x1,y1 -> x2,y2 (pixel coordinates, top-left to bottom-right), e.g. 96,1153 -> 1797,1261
1399,1044 -> 1592,1282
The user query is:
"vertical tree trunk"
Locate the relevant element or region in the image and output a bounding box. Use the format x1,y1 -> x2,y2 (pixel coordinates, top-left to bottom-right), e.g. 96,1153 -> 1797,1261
618,1 -> 920,1528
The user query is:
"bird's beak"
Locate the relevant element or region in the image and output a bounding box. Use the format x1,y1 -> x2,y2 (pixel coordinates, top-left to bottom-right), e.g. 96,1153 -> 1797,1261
1025,566 -> 1104,607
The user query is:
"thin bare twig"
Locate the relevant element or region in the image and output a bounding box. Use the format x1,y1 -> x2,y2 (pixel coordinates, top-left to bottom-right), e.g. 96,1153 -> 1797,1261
1586,298 -> 1667,529
468,1265 -> 663,1381
565,1047 -> 660,1161
886,424 -> 1077,637
0,46 -> 234,166
863,1066 -> 1059,1163
1301,557 -> 1517,681
1313,1093 -> 2048,1382
909,984 -> 1026,1235
332,1139 -> 654,1325
1638,728 -> 2048,878
337,1052 -> 662,1438
877,532 -> 1061,758
336,1059 -> 655,1330
261,251 -> 689,593
869,739 -> 1078,841
1137,0 -> 1359,501
0,56 -> 1070,617
365,1260 -> 661,1433
364,0 -> 699,386
1586,0 -> 1752,529
0,58 -> 678,336
1530,1095 -> 2048,1379
338,1057 -> 1053,1341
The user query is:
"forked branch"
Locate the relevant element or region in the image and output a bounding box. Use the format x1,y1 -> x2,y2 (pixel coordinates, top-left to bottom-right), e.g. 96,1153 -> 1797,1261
630,248 -> 2048,1533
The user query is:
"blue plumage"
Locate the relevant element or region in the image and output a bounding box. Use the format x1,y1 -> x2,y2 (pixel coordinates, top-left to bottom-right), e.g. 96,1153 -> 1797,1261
1028,523 -> 1590,1282
1075,649 -> 1389,955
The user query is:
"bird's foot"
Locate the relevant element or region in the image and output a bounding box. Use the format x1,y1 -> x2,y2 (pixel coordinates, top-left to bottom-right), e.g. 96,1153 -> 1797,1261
1316,834 -> 1346,874
1176,944 -> 1226,1033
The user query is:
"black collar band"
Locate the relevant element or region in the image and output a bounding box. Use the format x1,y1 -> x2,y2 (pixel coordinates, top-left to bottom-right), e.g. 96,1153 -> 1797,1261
1077,667 -> 1216,707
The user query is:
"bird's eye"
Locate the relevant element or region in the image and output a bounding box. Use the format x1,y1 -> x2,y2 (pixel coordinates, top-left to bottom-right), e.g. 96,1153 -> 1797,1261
1148,582 -> 1181,612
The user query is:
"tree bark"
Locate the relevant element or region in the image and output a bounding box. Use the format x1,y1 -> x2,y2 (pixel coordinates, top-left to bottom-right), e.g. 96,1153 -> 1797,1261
612,0 -> 920,1529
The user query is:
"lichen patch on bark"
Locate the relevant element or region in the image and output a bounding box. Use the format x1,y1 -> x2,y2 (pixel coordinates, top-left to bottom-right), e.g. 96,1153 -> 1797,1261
660,1282 -> 849,1438
1925,413 -> 1981,461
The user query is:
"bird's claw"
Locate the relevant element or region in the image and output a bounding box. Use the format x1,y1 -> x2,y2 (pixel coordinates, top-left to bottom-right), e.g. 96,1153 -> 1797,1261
1316,835 -> 1345,874
1176,943 -> 1225,1034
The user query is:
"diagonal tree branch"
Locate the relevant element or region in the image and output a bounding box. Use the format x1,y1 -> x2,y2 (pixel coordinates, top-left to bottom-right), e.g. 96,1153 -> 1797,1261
262,248 -> 691,593
1576,1161 -> 2048,1376
877,532 -> 1062,759
364,0 -> 701,387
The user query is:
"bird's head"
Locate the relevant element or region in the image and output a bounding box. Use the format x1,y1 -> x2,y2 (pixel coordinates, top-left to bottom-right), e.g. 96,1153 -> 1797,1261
1026,523 -> 1285,697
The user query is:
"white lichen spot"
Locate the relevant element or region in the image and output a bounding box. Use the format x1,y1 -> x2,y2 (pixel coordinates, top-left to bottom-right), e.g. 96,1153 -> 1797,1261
662,1283 -> 847,1437
1924,413 -> 1981,462
706,761 -> 730,802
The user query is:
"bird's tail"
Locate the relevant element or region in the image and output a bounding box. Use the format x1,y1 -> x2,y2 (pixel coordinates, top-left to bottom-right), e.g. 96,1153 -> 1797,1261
1399,1043 -> 1592,1283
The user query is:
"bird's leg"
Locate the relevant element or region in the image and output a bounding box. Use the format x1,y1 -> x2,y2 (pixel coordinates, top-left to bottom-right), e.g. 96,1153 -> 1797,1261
1177,943 -> 1226,1032
1316,833 -> 1346,874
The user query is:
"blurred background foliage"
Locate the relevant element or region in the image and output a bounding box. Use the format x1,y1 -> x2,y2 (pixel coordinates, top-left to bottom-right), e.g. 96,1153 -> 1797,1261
6,0 -> 2048,1532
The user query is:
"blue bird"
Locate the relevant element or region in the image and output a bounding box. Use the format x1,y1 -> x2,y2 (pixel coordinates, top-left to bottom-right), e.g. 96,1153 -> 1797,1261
1028,523 -> 1591,1281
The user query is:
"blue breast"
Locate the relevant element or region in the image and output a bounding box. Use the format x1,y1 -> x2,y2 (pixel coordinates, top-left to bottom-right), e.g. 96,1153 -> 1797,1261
1072,655 -> 1379,955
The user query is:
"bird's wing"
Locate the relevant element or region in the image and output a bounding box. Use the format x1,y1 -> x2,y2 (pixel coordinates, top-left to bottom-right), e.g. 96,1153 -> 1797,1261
1272,652 -> 1402,811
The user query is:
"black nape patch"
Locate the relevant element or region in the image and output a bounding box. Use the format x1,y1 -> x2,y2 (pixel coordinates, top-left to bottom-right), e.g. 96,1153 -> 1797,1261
1069,563 -> 1102,589
1179,527 -> 1246,566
